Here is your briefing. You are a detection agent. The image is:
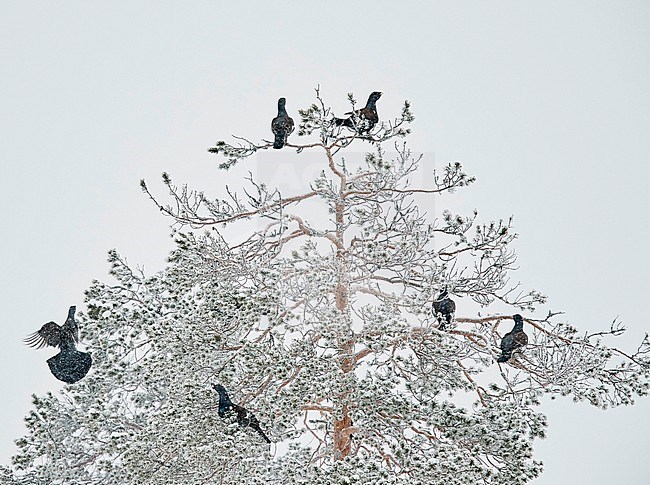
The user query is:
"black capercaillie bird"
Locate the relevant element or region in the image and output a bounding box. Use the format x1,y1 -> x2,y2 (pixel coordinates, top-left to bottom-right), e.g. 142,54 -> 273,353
497,314 -> 528,363
213,383 -> 271,443
24,306 -> 92,384
271,97 -> 294,149
334,91 -> 382,133
432,287 -> 456,330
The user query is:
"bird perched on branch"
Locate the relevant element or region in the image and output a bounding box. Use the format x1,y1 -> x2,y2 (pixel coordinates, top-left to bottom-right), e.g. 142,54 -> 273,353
213,383 -> 271,443
334,91 -> 382,133
497,314 -> 528,363
271,97 -> 294,149
24,306 -> 92,384
432,287 -> 456,330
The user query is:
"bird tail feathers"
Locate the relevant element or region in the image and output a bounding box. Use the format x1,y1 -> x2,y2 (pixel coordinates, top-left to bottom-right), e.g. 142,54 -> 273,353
273,133 -> 284,149
257,429 -> 271,443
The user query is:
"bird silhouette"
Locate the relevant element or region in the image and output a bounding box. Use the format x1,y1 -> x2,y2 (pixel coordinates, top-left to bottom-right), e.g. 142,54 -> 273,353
497,314 -> 528,363
432,287 -> 456,330
334,91 -> 382,133
271,97 -> 294,149
213,383 -> 271,443
24,306 -> 92,384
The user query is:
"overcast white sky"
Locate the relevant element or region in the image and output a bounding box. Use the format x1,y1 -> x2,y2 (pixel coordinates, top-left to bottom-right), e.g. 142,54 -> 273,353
1,1 -> 648,483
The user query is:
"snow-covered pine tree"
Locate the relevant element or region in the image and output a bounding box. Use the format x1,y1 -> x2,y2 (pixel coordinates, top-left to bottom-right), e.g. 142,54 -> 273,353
4,89 -> 649,484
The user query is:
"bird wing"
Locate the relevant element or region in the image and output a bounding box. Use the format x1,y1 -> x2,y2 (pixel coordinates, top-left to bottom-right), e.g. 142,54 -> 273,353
272,115 -> 294,133
513,331 -> 528,348
24,321 -> 62,349
500,332 -> 515,353
442,299 -> 456,314
432,300 -> 441,314
234,404 -> 250,425
433,299 -> 455,316
235,405 -> 271,443
358,106 -> 379,123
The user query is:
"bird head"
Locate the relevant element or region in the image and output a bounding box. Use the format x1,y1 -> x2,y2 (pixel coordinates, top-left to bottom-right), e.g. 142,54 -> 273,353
278,97 -> 287,108
67,306 -> 76,318
213,384 -> 233,401
370,91 -> 382,101
512,314 -> 524,326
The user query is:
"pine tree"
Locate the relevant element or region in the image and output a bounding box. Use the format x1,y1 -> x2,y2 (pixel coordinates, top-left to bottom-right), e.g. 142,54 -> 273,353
4,89 -> 649,484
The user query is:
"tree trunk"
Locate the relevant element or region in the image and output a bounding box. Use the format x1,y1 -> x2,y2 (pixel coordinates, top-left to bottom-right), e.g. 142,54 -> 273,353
333,184 -> 352,459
